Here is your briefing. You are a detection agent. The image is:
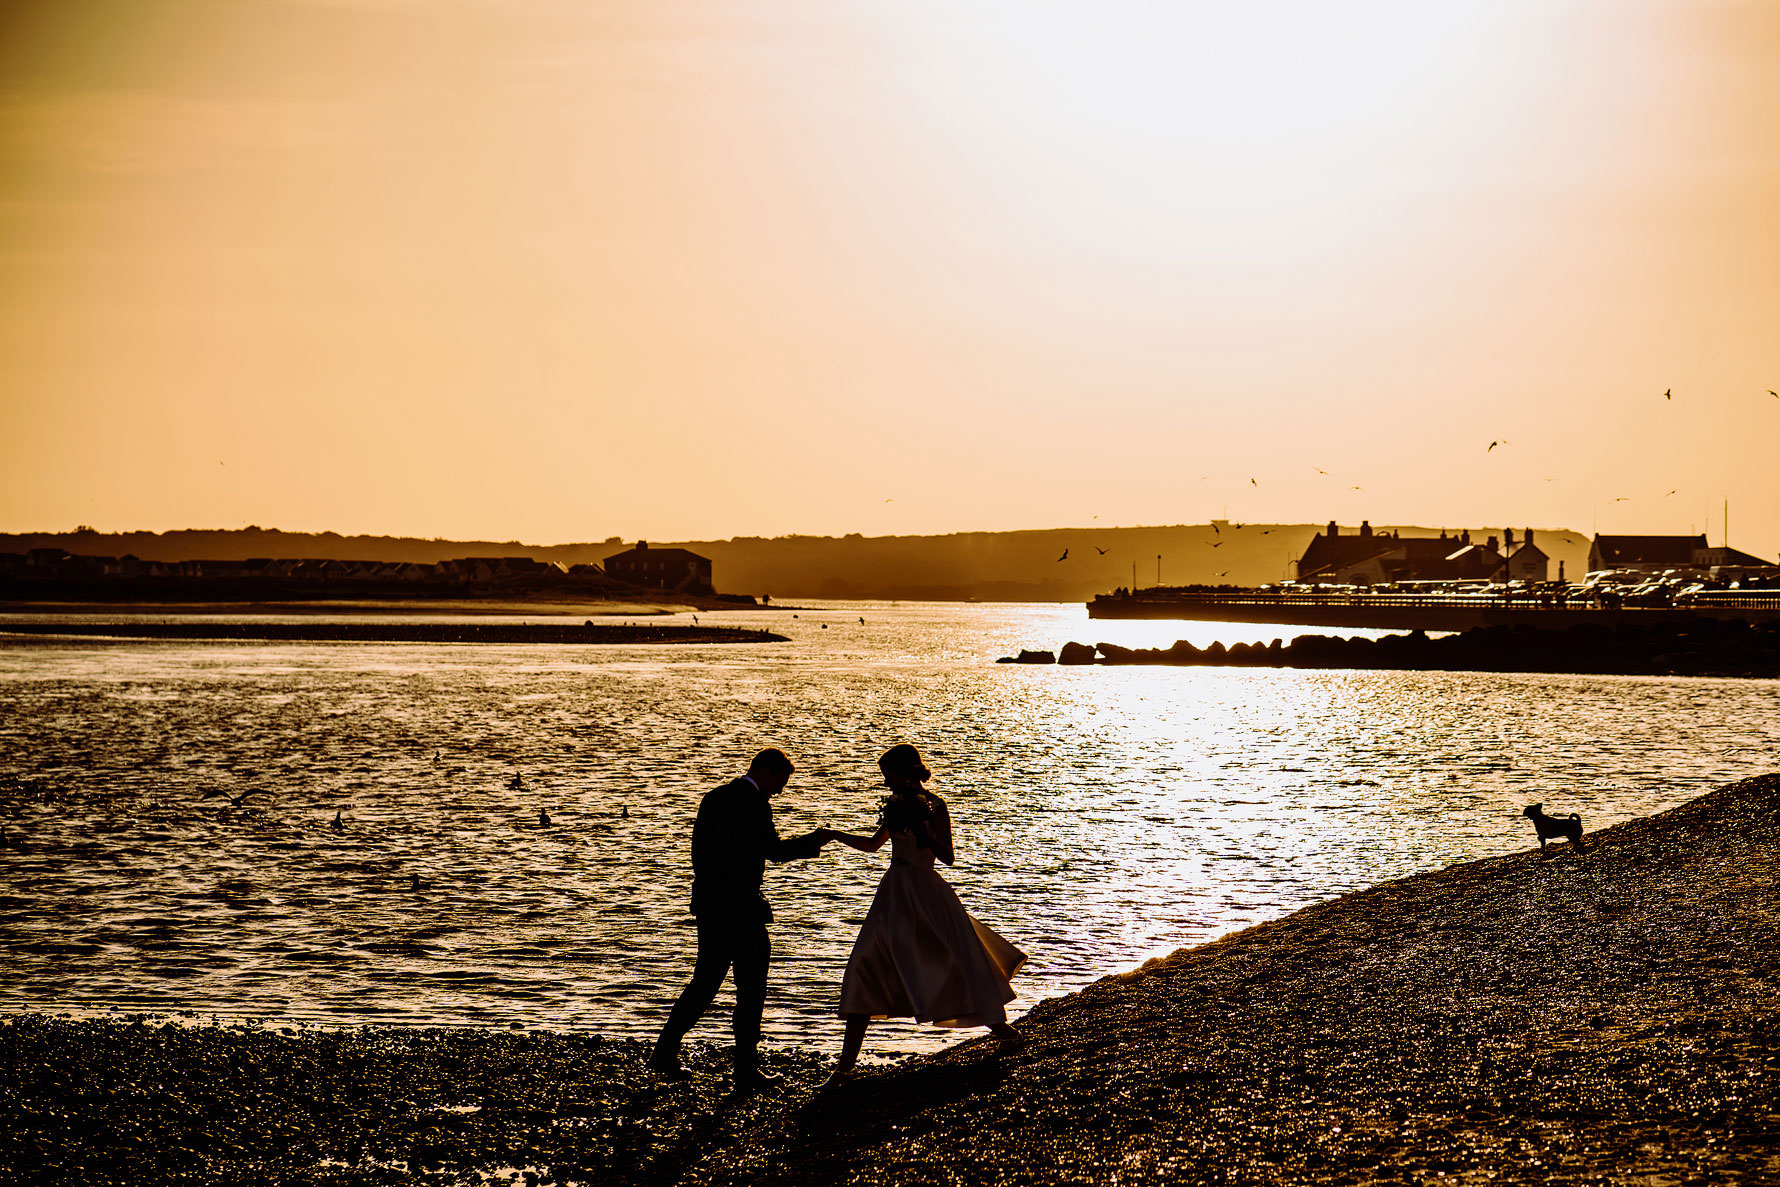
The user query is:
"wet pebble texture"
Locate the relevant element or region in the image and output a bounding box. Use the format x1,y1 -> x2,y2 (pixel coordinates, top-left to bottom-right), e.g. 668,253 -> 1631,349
4,773 -> 1776,1185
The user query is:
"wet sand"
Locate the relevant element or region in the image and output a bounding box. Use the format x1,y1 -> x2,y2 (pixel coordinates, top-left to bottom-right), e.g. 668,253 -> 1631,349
0,621 -> 786,644
5,774 -> 1776,1185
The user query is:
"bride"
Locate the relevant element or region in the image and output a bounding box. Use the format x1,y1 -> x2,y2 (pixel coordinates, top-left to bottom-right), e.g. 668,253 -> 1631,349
823,743 -> 1026,1081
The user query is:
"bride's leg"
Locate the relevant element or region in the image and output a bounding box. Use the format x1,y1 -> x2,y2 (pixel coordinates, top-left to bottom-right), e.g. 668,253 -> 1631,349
990,1022 -> 1025,1049
821,1015 -> 869,1089
837,1014 -> 869,1072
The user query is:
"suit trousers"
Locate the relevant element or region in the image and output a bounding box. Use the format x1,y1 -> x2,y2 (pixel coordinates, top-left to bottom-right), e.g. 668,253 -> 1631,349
656,912 -> 771,1076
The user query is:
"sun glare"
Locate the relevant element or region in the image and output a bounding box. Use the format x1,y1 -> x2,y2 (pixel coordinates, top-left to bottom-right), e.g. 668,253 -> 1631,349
869,0 -> 1524,280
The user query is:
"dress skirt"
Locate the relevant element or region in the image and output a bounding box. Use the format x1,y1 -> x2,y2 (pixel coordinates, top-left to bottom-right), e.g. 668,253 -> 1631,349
837,861 -> 1027,1028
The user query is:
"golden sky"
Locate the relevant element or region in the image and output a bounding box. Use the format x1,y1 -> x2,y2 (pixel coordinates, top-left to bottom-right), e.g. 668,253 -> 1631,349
2,0 -> 1776,559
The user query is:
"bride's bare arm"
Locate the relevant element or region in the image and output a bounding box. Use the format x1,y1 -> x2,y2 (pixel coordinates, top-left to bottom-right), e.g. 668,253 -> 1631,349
826,827 -> 889,853
925,798 -> 956,865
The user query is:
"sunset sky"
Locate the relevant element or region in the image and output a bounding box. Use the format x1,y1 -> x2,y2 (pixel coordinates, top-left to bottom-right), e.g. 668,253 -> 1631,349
2,1 -> 1776,559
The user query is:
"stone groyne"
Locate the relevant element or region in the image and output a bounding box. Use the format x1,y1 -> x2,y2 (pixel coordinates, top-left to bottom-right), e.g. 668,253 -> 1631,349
1004,618 -> 1780,678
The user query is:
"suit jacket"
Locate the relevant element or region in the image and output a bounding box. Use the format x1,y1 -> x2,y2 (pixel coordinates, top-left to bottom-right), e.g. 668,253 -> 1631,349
688,776 -> 824,922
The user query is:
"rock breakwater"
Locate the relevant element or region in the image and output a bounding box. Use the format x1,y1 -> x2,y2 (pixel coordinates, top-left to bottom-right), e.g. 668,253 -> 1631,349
1002,618 -> 1780,677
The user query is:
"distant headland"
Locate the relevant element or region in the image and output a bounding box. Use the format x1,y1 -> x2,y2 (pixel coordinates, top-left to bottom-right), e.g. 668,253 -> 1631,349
0,522 -> 1595,605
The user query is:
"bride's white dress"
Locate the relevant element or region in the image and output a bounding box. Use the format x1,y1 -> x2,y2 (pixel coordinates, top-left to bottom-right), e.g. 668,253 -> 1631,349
837,830 -> 1027,1027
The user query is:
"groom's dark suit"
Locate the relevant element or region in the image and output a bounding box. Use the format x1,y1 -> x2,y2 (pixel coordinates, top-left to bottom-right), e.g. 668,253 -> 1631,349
652,772 -> 825,1086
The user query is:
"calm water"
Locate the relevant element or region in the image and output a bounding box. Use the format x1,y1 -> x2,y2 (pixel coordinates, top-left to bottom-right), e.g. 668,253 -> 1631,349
2,602 -> 1775,1057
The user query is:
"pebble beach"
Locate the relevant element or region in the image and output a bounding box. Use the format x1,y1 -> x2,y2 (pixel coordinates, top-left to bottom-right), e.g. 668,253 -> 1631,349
5,773 -> 1776,1186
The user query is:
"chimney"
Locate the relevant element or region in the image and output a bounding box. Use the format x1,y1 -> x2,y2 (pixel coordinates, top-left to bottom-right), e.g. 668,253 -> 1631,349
1360,520 -> 1372,538
1504,526 -> 1515,550
1327,520 -> 1338,537
637,541 -> 649,551
1486,535 -> 1498,552
1461,530 -> 1470,545
1525,527 -> 1534,546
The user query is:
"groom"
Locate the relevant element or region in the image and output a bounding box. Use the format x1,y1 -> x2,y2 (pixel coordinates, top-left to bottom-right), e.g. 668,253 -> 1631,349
649,747 -> 830,1094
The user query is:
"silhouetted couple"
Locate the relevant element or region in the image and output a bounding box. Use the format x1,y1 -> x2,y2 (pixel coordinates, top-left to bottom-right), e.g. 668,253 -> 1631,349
648,745 -> 1026,1095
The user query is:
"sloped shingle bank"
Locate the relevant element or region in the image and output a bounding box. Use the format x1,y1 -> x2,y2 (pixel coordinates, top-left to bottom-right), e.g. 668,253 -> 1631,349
695,773 -> 1780,1185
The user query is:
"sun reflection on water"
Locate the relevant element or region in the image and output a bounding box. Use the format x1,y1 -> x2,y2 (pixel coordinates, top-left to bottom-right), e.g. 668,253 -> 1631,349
0,601 -> 1774,1056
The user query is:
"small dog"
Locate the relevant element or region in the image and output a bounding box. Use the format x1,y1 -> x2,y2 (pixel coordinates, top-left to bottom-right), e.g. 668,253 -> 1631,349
1523,802 -> 1587,855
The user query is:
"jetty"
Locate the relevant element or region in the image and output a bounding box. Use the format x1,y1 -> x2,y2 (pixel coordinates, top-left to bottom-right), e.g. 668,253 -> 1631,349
1088,585 -> 1780,631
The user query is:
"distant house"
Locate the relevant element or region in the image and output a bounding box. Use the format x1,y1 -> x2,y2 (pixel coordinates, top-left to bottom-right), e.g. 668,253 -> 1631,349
1692,545 -> 1775,570
1589,534 -> 1706,573
1587,534 -> 1772,574
1503,540 -> 1550,583
603,541 -> 714,594
435,556 -> 553,584
1296,520 -> 1506,585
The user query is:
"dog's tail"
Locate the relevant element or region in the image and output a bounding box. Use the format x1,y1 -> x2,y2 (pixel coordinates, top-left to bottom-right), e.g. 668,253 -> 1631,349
1569,814 -> 1588,853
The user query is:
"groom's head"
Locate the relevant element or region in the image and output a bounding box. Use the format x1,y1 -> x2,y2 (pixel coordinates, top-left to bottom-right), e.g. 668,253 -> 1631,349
748,748 -> 794,796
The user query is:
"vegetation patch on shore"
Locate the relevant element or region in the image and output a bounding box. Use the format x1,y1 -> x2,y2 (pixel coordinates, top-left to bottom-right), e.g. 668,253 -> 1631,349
4,775 -> 1777,1185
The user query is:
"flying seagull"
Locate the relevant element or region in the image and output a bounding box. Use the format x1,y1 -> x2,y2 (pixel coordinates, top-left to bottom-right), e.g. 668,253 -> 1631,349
1094,546 -> 1108,555
200,789 -> 262,808
1487,439 -> 1509,452
1250,477 -> 1258,487
1664,388 -> 1672,400
1056,548 -> 1069,562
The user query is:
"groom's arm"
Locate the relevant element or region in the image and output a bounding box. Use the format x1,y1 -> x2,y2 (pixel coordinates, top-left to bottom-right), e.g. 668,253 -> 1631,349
759,802 -> 825,862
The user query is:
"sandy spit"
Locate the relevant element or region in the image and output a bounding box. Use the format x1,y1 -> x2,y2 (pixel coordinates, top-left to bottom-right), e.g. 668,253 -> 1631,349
0,621 -> 785,644
4,775 -> 1776,1186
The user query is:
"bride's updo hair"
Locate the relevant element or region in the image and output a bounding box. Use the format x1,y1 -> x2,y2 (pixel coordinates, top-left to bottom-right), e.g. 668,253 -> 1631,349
878,743 -> 931,784
877,744 -> 936,845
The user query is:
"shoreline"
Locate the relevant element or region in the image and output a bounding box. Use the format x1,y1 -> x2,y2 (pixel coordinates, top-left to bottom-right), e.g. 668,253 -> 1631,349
0,621 -> 788,645
5,773 -> 1776,1184
0,598 -> 700,617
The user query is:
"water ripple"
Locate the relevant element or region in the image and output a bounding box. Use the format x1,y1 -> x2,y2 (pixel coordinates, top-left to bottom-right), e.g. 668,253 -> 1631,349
2,601 -> 1777,1054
